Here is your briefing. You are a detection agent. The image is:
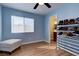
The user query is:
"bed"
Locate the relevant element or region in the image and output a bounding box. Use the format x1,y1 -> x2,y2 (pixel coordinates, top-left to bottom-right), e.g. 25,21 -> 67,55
0,39 -> 22,54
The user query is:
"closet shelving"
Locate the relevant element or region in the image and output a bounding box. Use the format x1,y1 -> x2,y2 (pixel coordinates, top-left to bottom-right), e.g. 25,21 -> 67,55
57,24 -> 79,27
57,18 -> 79,56
57,30 -> 74,32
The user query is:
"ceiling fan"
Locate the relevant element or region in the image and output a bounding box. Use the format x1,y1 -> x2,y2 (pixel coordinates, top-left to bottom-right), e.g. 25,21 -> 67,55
33,3 -> 51,9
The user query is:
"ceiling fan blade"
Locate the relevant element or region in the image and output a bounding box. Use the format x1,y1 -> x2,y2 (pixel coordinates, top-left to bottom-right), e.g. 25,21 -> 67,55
34,3 -> 39,9
44,3 -> 51,8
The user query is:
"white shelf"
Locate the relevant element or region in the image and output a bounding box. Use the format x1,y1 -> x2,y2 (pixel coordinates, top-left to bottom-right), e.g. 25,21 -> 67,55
57,22 -> 79,56
57,30 -> 74,32
58,45 -> 79,56
58,35 -> 79,39
57,35 -> 79,55
61,40 -> 79,47
57,24 -> 79,27
59,42 -> 79,50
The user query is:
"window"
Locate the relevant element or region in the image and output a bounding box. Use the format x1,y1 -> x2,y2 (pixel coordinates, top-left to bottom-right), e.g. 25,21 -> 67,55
24,18 -> 34,32
11,16 -> 34,33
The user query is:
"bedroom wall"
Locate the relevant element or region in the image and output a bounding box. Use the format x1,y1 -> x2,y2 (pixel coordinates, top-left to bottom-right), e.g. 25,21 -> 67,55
2,6 -> 45,44
45,3 -> 79,42
0,6 -> 2,41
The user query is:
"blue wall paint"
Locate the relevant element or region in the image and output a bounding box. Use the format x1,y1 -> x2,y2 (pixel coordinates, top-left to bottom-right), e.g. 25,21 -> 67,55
0,6 -> 2,41
2,6 -> 45,43
45,3 -> 79,42
3,3 -> 79,43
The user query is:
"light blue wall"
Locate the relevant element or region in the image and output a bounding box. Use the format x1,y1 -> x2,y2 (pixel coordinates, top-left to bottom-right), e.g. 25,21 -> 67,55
0,6 -> 2,41
45,3 -> 79,42
2,4 -> 79,43
2,6 -> 45,43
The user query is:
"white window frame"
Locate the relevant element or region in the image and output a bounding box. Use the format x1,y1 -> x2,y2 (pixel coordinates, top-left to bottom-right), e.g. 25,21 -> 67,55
11,15 -> 34,33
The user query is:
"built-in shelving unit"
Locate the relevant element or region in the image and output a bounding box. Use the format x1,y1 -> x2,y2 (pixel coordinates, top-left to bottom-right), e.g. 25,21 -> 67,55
57,30 -> 74,32
0,6 -> 2,41
57,24 -> 79,27
57,18 -> 79,56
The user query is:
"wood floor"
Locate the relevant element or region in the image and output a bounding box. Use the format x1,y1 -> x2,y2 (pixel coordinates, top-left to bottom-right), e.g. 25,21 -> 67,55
0,41 -> 74,56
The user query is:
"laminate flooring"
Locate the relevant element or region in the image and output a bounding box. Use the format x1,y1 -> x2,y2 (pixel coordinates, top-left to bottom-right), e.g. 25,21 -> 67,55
0,41 -> 74,56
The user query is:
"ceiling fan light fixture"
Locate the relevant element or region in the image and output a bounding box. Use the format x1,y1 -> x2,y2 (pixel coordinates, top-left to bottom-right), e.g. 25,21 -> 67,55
39,3 -> 44,5
33,3 -> 51,9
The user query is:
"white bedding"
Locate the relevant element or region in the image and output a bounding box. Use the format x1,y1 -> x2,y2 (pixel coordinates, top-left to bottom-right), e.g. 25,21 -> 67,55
0,39 -> 22,44
0,39 -> 22,52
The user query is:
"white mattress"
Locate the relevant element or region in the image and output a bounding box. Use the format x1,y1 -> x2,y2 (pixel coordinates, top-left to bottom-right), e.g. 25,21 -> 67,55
0,39 -> 22,44
0,39 -> 22,52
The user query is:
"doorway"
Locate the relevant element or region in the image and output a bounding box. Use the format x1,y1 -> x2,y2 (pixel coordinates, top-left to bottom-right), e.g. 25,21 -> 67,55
49,16 -> 57,44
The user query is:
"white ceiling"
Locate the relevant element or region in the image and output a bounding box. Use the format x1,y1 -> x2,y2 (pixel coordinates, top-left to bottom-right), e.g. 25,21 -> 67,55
1,3 -> 63,15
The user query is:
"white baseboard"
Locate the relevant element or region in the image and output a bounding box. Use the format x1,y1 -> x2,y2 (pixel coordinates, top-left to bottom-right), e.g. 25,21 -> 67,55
44,40 -> 49,43
22,40 -> 47,45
